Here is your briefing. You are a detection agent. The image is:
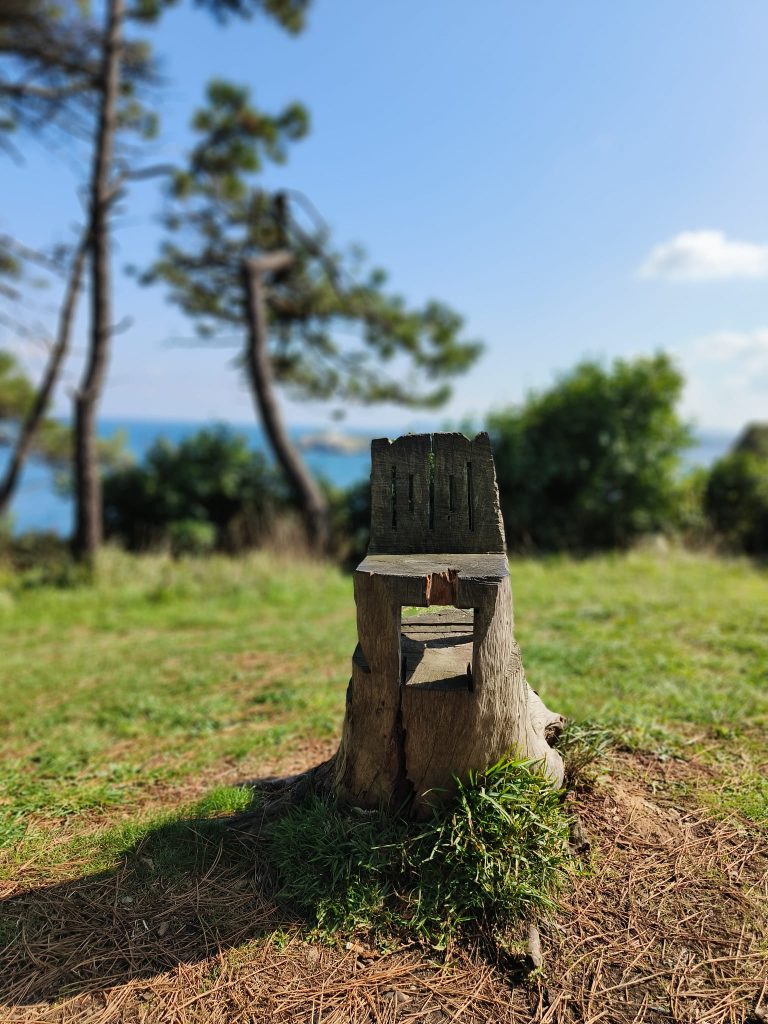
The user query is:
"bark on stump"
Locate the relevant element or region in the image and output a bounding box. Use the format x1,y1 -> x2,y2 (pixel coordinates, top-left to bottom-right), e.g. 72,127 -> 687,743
332,432 -> 564,818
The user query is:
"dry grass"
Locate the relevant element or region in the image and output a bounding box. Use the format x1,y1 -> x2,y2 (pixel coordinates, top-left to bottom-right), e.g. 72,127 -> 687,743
1,750 -> 765,1024
530,753 -> 768,1024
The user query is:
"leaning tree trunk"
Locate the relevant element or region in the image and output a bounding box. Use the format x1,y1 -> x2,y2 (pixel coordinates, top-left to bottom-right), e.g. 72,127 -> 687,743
241,255 -> 330,552
73,0 -> 122,563
0,229 -> 88,516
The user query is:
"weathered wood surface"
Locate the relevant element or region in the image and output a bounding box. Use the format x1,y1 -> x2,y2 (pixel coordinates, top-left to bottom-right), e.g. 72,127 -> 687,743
401,608 -> 474,691
355,553 -> 508,608
335,571 -> 408,809
368,432 -> 505,555
400,583 -> 523,808
334,431 -> 564,817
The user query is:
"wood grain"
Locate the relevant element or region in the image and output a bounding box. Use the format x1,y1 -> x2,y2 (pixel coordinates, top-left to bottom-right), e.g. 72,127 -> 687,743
368,433 -> 505,555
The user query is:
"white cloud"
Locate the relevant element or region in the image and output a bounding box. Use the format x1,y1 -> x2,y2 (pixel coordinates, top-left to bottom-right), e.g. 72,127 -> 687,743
688,328 -> 768,374
639,230 -> 768,281
678,328 -> 768,430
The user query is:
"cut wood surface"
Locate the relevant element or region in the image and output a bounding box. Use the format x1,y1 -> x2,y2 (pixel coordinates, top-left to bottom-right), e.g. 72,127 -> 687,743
355,553 -> 509,607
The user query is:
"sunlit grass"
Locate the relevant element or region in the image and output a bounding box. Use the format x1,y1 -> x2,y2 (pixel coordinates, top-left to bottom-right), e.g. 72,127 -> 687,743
0,546 -> 765,881
266,757 -> 570,945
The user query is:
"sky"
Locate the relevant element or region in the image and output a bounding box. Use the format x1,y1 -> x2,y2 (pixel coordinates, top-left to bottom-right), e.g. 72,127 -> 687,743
3,0 -> 768,432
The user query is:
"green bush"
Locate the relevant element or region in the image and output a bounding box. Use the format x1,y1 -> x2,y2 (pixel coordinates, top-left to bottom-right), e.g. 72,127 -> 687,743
166,519 -> 217,557
486,354 -> 691,551
326,478 -> 371,568
704,449 -> 768,554
674,467 -> 714,547
265,757 -> 570,945
0,530 -> 87,588
102,427 -> 286,553
734,423 -> 768,459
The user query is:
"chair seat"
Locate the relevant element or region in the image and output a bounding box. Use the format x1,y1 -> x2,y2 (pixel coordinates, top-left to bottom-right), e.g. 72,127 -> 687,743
355,552 -> 508,608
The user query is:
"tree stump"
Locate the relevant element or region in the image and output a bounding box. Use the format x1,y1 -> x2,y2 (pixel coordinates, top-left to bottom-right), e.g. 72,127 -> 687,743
332,432 -> 564,817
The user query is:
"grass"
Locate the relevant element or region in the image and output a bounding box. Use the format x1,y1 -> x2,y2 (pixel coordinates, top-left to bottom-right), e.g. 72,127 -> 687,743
1,546 -> 765,870
0,549 -> 355,872
0,546 -> 766,1021
265,757 -> 570,946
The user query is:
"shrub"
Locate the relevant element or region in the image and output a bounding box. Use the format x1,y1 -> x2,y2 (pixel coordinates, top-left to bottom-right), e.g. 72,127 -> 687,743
673,467 -> 714,547
734,422 -> 768,459
166,519 -> 217,557
102,427 -> 286,553
265,757 -> 570,945
486,354 -> 692,551
704,448 -> 768,554
0,530 -> 86,588
326,478 -> 371,568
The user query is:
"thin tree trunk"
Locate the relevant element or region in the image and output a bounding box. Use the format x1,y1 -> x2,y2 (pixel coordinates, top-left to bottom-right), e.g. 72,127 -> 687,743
73,0 -> 122,562
242,255 -> 329,552
0,230 -> 88,515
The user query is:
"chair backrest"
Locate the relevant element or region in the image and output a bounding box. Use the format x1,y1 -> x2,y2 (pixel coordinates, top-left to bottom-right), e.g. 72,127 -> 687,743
367,432 -> 506,555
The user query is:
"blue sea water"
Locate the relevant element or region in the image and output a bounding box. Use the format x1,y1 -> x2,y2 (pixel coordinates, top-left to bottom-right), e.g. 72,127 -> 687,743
2,419 -> 374,537
1,419 -> 735,538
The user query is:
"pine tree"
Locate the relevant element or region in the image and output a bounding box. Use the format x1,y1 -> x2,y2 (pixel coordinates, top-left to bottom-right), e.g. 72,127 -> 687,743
145,82 -> 482,548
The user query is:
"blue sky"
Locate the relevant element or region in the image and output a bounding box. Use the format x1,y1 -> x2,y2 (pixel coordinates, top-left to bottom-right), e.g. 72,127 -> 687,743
3,0 -> 768,431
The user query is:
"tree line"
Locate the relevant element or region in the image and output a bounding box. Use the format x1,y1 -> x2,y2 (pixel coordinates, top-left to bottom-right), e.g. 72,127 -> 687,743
8,352 -> 764,570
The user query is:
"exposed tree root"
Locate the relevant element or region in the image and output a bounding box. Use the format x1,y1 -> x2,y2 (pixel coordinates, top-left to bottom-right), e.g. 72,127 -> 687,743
526,923 -> 543,970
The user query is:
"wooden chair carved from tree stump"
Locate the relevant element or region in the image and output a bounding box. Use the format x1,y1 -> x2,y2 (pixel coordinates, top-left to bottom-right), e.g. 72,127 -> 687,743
333,432 -> 565,818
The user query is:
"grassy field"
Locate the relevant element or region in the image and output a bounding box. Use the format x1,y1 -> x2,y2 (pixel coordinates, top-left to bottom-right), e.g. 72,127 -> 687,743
0,548 -> 766,1022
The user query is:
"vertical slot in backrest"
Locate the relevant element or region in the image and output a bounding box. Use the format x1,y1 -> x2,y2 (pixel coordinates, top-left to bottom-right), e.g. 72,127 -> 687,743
432,432 -> 469,544
466,461 -> 474,532
428,453 -> 435,531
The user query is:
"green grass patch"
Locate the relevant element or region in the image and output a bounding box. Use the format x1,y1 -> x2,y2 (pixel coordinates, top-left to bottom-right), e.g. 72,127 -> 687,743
265,757 -> 570,946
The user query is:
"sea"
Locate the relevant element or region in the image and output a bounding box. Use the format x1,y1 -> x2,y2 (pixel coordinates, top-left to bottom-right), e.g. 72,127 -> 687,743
1,419 -> 735,538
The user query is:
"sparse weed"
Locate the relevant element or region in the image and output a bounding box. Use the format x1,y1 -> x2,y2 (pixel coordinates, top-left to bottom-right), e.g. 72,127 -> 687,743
558,721 -> 615,790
